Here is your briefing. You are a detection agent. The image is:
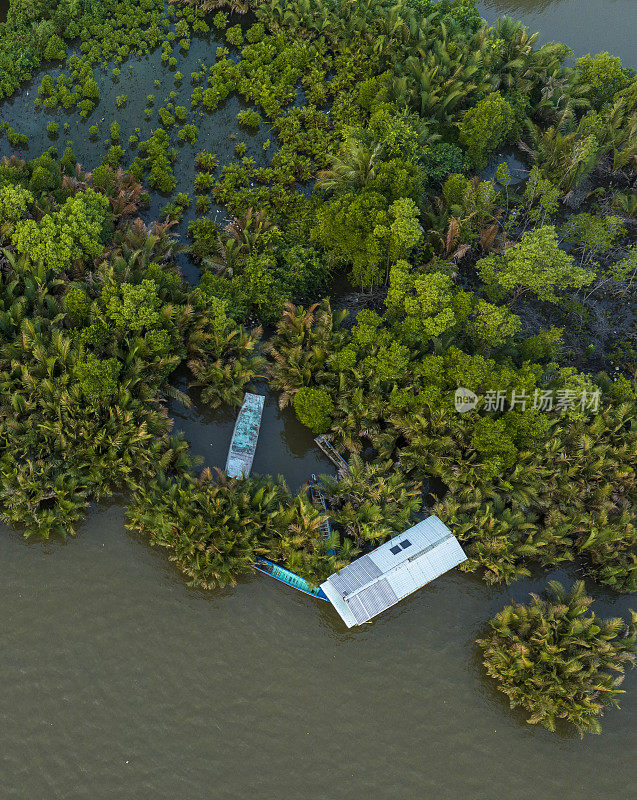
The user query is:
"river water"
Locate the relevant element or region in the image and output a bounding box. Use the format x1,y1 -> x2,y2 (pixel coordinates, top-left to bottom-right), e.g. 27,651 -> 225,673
2,387 -> 636,799
478,0 -> 637,65
1,1 -> 636,797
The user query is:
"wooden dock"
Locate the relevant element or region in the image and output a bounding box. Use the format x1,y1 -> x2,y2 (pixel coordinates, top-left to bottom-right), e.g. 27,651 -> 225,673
314,435 -> 350,477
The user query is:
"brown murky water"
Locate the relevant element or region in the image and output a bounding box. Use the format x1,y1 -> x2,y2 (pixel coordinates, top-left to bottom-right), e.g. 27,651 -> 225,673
2,387 -> 636,799
1,1 -> 636,797
478,0 -> 636,64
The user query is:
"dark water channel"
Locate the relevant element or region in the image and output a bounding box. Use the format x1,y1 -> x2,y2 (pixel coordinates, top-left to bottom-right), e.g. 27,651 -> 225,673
0,22 -> 271,282
1,1 -> 636,798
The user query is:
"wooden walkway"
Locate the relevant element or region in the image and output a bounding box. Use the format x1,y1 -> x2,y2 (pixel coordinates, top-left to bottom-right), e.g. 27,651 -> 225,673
314,435 -> 350,477
309,474 -> 335,550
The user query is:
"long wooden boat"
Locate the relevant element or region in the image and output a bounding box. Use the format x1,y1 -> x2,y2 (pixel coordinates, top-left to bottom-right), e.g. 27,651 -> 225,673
254,557 -> 329,601
225,393 -> 265,479
309,474 -> 336,556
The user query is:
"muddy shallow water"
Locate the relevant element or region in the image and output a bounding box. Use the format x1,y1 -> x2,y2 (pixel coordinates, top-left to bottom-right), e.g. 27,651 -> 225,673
2,514 -> 635,799
2,382 -> 636,800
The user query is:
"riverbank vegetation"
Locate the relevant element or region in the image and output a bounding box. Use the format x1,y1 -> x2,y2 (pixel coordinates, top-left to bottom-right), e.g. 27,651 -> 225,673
0,0 -> 635,730
0,156 -> 260,537
478,581 -> 636,735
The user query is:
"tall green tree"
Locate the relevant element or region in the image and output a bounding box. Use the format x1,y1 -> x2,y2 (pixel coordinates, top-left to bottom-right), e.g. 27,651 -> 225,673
11,188 -> 109,274
476,226 -> 595,303
458,92 -> 515,169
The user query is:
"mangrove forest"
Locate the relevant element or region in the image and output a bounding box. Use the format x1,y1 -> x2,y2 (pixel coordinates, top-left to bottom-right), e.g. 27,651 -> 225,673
0,0 -> 635,736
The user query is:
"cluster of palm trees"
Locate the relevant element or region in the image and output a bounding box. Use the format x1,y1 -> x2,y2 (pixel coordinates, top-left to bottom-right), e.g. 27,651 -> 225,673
264,299 -> 636,594
521,84 -> 637,195
255,0 -> 579,136
316,140 -> 383,195
0,307 -> 177,537
241,0 -> 636,595
396,403 -> 636,592
319,456 -> 422,549
0,160 -> 269,538
254,0 -> 636,210
203,208 -> 273,275
187,291 -> 264,410
125,453 -> 429,589
1,0 -> 634,624
477,581 -> 636,735
126,468 -> 341,588
265,300 -> 349,409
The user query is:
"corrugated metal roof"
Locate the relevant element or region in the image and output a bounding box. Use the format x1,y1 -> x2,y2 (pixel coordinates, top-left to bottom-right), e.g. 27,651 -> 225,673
320,516 -> 467,627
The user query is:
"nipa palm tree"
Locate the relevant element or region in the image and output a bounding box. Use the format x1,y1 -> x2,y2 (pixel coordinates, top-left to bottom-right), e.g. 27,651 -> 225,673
316,138 -> 382,194
477,581 -> 636,735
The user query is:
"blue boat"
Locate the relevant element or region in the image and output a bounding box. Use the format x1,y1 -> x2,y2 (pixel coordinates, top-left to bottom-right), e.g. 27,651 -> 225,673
254,557 -> 329,601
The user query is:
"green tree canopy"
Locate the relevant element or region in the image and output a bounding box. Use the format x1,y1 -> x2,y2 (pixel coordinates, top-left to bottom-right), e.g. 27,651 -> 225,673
458,92 -> 515,169
11,188 -> 109,273
292,386 -> 335,433
74,352 -> 121,405
386,261 -> 471,341
575,52 -> 631,109
312,190 -> 389,286
467,299 -> 521,350
312,189 -> 422,288
103,278 -> 163,333
476,225 -> 595,303
0,184 -> 33,225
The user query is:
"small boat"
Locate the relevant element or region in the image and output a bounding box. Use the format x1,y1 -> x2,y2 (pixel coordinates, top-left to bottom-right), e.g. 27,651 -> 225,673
308,474 -> 336,556
314,435 -> 350,476
225,393 -> 265,479
254,557 -> 329,601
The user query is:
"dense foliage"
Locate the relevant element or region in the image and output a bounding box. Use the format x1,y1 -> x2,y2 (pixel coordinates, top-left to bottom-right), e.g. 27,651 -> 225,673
126,468 -> 344,588
0,156 -> 260,537
0,0 -> 635,729
266,299 -> 636,592
477,581 -> 636,735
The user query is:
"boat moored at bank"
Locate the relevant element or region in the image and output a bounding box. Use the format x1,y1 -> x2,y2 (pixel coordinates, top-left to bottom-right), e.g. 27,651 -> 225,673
254,557 -> 329,601
225,393 -> 265,479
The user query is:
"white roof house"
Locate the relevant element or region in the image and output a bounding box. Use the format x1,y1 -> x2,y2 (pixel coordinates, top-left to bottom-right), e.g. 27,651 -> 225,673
320,516 -> 467,627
